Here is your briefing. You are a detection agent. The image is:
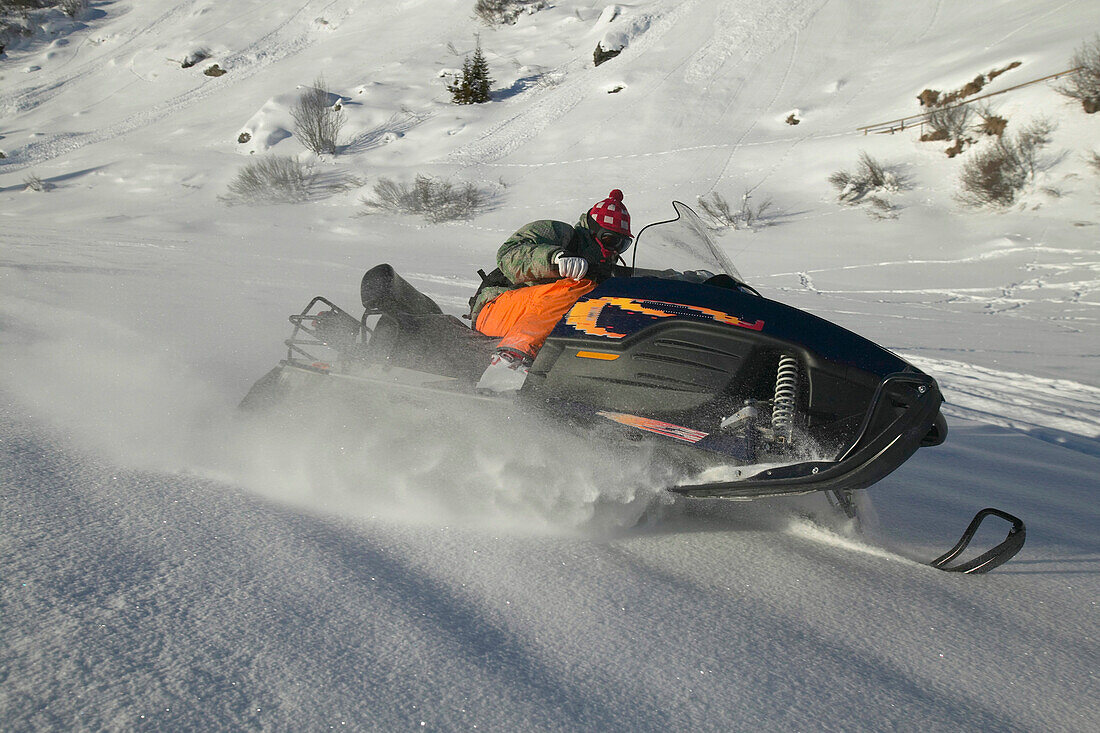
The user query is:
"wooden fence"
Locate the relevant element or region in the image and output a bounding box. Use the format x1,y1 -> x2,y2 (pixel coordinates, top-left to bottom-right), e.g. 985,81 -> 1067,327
857,67 -> 1083,135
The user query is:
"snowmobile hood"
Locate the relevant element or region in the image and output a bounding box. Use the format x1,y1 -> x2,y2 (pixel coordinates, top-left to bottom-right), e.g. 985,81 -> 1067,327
549,276 -> 915,380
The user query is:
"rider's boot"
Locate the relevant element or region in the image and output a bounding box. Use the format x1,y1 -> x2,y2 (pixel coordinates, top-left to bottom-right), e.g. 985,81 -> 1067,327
476,347 -> 533,394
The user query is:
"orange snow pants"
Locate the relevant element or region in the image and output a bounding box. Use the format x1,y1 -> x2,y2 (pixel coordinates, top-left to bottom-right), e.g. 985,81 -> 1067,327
475,278 -> 598,357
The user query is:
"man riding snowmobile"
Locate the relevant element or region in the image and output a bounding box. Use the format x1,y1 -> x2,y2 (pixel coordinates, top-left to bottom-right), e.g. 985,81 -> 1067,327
470,189 -> 635,393
241,199 -> 1028,574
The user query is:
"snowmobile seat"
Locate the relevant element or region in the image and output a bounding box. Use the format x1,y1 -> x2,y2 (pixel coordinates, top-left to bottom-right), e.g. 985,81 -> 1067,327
368,311 -> 495,381
359,264 -> 495,381
361,263 -> 444,316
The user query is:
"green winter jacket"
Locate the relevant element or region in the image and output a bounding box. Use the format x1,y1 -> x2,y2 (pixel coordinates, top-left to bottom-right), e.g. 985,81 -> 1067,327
469,215 -> 616,324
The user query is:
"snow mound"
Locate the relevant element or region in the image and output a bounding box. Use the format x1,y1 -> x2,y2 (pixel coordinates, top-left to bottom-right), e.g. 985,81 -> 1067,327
236,87 -> 345,154
593,5 -> 652,55
236,92 -> 297,154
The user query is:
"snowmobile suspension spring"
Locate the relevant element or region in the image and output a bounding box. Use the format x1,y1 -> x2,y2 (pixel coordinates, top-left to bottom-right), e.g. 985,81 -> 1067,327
772,354 -> 799,445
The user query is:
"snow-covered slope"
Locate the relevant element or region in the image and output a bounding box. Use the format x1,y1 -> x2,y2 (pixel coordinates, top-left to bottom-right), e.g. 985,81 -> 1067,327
2,1 -> 1098,730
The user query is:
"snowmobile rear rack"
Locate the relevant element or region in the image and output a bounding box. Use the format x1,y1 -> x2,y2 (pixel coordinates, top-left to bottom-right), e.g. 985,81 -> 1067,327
930,507 -> 1026,574
283,297 -> 363,364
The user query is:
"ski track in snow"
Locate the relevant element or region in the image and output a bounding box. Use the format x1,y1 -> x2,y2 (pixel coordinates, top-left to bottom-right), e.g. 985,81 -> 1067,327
704,0 -> 960,194
983,0 -> 1086,50
446,0 -> 706,167
682,0 -> 825,85
465,132 -> 848,169
444,61 -> 590,166
0,2 -> 196,115
766,245 -> 1100,332
407,271 -> 482,291
905,354 -> 1100,457
0,0 -> 371,170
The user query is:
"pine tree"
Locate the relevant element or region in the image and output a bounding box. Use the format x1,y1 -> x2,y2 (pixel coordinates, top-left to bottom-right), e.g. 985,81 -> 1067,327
467,43 -> 492,103
449,39 -> 494,104
448,56 -> 474,104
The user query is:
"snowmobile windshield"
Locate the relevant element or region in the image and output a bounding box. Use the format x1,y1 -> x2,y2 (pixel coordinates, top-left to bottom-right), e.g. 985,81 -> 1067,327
629,201 -> 746,284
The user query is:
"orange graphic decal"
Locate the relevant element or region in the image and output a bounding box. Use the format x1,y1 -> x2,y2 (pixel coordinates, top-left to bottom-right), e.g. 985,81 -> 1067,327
564,298 -> 623,338
597,411 -> 709,443
565,296 -> 764,339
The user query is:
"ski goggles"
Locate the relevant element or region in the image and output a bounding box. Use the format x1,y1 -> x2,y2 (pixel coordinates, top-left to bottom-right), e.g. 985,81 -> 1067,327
597,229 -> 633,254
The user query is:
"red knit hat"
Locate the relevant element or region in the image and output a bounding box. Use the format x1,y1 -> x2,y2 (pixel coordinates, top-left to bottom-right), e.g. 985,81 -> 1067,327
588,189 -> 631,237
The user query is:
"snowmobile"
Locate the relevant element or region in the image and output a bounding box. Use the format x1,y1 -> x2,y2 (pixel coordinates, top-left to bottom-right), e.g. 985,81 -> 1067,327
242,202 -> 1025,574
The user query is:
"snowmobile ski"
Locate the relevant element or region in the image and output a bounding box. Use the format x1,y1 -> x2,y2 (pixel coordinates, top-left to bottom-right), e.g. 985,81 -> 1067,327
929,508 -> 1026,574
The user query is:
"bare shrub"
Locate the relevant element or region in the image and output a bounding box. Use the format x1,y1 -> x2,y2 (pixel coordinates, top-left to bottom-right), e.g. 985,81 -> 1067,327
23,173 -> 50,192
475,0 -> 545,26
363,175 -> 493,222
221,156 -> 314,205
1,0 -> 46,44
1087,149 -> 1100,173
957,144 -> 1026,207
987,60 -> 1022,82
290,76 -> 346,155
973,102 -> 1008,137
1057,35 -> 1100,113
698,190 -> 774,230
221,156 -> 360,206
180,47 -> 211,68
925,104 -> 972,142
957,118 -> 1055,207
865,196 -> 898,220
917,89 -> 940,107
829,152 -> 901,203
1011,117 -> 1055,177
919,78 -> 985,109
917,62 -> 1020,109
697,191 -> 736,226
59,0 -> 86,18
955,74 -> 986,101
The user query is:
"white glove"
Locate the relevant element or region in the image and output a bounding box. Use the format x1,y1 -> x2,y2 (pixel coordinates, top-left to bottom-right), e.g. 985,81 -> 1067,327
554,252 -> 589,280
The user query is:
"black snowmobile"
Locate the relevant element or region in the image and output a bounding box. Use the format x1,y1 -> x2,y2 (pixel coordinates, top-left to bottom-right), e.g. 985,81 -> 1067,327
242,202 -> 1025,574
